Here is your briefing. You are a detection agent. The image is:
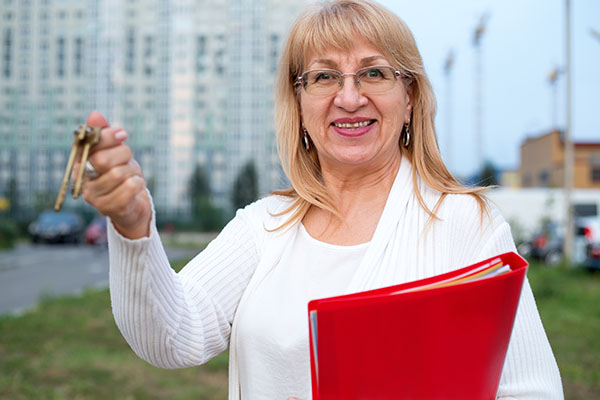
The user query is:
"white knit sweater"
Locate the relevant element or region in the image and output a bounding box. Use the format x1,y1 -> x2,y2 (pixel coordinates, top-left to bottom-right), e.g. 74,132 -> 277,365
107,159 -> 563,399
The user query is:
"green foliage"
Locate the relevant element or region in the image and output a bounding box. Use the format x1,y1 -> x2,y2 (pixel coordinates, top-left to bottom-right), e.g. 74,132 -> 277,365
478,160 -> 498,186
527,262 -> 600,398
232,160 -> 259,210
6,177 -> 19,217
0,216 -> 19,249
188,164 -> 225,231
0,280 -> 228,399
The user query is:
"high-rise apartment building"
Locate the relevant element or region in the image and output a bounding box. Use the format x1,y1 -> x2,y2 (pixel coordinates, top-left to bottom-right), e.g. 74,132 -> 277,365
0,0 -> 306,214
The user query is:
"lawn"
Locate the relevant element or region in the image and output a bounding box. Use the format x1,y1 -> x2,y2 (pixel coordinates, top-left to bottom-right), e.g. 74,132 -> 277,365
0,260 -> 598,399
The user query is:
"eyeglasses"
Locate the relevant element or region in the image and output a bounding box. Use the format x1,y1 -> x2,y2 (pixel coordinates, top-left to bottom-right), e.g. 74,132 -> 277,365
295,65 -> 404,97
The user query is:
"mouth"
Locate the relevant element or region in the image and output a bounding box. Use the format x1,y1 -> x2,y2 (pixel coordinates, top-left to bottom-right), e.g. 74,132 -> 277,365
330,119 -> 377,137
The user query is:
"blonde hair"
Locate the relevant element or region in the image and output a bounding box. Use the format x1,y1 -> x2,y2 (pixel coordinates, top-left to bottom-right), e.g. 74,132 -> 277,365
272,0 -> 488,229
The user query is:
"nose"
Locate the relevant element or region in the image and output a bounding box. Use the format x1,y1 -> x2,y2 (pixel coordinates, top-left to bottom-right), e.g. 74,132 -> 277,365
333,75 -> 368,111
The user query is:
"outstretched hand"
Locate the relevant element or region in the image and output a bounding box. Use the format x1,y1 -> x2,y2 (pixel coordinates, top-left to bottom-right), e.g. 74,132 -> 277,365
81,111 -> 152,239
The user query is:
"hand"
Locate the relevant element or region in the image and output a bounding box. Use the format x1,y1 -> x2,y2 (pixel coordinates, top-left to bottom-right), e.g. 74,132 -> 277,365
81,111 -> 152,239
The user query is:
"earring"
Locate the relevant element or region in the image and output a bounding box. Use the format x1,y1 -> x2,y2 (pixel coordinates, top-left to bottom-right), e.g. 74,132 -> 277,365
403,122 -> 411,147
303,128 -> 310,151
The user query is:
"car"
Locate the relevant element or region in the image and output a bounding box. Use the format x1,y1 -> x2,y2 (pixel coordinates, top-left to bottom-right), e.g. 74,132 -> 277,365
575,216 -> 600,269
85,216 -> 108,245
518,221 -> 564,266
29,210 -> 83,244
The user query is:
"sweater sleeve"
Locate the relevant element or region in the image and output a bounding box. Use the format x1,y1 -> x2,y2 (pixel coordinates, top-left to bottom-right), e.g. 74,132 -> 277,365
476,219 -> 564,399
107,201 -> 260,369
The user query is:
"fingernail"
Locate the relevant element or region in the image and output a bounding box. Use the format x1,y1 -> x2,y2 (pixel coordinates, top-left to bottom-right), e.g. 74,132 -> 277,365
115,130 -> 127,141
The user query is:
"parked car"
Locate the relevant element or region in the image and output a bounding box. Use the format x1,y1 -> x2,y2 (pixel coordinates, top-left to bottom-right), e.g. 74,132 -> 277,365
85,216 -> 107,245
575,216 -> 600,269
517,221 -> 564,266
29,210 -> 83,244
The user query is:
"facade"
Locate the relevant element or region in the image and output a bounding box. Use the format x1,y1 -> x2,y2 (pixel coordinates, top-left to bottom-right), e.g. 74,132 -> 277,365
0,0 -> 306,214
520,130 -> 600,189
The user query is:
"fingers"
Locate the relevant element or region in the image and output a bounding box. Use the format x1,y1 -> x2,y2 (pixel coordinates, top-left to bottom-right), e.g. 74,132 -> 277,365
89,175 -> 147,218
84,162 -> 141,198
86,111 -> 110,129
88,143 -> 132,174
91,127 -> 128,153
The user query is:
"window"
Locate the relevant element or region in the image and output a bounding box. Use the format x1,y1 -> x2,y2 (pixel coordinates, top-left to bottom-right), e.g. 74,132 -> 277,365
74,37 -> 83,76
57,36 -> 65,77
3,28 -> 11,78
125,28 -> 135,74
592,166 -> 600,183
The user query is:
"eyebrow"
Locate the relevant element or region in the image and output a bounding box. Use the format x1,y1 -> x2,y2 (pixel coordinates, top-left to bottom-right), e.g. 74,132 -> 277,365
307,55 -> 389,70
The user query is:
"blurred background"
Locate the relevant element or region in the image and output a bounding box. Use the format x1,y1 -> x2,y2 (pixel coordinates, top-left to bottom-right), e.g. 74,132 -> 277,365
0,0 -> 598,399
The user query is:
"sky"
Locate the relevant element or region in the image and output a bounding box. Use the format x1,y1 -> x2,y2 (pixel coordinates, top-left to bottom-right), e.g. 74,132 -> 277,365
377,0 -> 600,177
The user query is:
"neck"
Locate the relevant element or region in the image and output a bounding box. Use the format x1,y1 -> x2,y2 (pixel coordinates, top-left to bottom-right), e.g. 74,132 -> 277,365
302,152 -> 401,245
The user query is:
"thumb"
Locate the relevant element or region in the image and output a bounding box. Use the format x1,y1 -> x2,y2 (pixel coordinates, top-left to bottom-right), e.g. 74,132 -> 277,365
86,110 -> 110,128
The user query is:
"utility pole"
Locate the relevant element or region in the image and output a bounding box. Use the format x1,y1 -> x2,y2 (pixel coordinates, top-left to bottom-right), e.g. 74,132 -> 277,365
444,49 -> 455,171
473,14 -> 489,175
547,67 -> 562,130
563,0 -> 574,265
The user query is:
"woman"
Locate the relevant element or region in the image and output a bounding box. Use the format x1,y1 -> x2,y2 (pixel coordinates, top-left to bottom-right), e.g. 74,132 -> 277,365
82,0 -> 563,398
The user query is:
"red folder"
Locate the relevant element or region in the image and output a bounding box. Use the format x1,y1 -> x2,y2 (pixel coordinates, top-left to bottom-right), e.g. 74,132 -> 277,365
308,252 -> 528,400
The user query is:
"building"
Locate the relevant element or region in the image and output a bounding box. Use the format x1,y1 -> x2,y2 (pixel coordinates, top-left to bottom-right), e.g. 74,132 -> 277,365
0,0 -> 306,214
520,130 -> 600,189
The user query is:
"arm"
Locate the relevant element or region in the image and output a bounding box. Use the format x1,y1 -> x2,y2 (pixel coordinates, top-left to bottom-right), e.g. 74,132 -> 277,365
476,221 -> 564,399
107,202 -> 259,369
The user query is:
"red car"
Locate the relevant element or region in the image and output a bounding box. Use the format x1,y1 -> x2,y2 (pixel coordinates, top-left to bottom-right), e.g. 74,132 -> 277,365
85,216 -> 107,245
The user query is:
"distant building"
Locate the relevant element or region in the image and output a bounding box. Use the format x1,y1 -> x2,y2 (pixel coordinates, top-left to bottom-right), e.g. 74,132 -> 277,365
0,0 -> 306,214
520,130 -> 600,189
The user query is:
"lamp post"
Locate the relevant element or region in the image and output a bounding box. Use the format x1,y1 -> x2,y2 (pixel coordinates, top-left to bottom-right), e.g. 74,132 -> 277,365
563,0 -> 574,265
473,14 -> 489,175
547,67 -> 563,129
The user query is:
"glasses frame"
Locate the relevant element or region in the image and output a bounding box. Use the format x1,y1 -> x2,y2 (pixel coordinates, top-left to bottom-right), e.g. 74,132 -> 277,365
295,65 -> 404,96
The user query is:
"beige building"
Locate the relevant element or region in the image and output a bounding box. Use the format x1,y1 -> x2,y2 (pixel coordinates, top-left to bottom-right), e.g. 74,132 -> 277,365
520,130 -> 600,189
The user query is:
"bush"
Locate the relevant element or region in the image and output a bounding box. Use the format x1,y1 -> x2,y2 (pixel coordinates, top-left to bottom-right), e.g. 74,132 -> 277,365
0,217 -> 19,249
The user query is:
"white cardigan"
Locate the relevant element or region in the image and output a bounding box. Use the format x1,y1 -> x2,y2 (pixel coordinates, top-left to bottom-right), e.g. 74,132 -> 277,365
107,159 -> 563,399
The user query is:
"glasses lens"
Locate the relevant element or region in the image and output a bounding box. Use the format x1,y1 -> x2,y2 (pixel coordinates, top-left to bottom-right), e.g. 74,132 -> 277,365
357,66 -> 397,93
303,70 -> 341,96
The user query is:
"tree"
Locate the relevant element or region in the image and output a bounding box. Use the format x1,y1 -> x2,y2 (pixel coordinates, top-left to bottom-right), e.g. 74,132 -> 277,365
188,164 -> 223,231
478,161 -> 498,186
232,160 -> 259,210
7,177 -> 19,218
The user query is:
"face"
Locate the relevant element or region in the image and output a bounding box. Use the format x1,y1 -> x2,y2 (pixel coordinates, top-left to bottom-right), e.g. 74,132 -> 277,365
299,36 -> 412,174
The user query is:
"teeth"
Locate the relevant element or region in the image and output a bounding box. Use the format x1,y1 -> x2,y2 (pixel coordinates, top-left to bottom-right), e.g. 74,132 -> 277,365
333,120 -> 372,129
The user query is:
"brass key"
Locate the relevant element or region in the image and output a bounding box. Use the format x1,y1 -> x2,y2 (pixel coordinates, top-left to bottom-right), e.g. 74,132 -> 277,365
54,125 -> 101,211
73,126 -> 100,198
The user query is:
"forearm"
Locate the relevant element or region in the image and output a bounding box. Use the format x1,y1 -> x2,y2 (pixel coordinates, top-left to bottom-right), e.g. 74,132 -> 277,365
107,206 -> 260,369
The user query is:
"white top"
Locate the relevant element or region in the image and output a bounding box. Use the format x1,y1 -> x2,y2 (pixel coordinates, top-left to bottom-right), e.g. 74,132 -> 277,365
237,224 -> 367,399
106,159 -> 564,399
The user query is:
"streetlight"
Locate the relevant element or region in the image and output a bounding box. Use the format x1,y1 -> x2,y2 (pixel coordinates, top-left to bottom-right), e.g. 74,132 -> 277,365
473,13 -> 490,174
563,0 -> 574,265
547,67 -> 563,129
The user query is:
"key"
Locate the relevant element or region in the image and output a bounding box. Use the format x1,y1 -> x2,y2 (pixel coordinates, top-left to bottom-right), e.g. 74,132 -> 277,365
72,126 -> 100,198
53,125 -> 101,211
54,126 -> 87,211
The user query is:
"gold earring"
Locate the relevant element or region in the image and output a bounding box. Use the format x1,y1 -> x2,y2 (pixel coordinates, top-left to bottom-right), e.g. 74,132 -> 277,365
303,128 -> 310,151
403,123 -> 410,147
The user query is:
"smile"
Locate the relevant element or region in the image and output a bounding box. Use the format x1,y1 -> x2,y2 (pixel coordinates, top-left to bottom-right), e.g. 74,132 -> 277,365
330,119 -> 377,137
332,120 -> 375,129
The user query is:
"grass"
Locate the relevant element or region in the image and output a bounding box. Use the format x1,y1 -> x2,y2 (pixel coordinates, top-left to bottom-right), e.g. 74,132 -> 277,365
0,258 -> 229,400
0,259 -> 598,399
527,262 -> 600,399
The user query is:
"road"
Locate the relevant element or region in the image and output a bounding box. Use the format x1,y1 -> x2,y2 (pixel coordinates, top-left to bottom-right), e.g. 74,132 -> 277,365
0,243 -> 198,315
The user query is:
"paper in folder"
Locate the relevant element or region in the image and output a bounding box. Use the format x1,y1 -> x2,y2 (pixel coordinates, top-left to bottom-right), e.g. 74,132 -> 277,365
308,252 -> 528,400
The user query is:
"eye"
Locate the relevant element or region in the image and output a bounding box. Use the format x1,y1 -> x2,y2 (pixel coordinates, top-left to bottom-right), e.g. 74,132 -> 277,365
366,68 -> 384,78
313,71 -> 335,83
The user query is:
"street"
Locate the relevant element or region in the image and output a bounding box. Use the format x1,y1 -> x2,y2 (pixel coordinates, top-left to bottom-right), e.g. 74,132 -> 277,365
0,243 -> 198,315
